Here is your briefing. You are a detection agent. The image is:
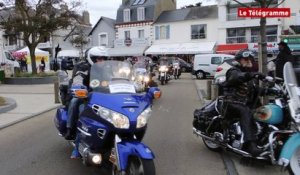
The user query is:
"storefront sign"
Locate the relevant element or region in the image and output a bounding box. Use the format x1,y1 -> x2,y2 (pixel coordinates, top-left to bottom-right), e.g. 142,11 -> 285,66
114,38 -> 149,48
248,42 -> 278,52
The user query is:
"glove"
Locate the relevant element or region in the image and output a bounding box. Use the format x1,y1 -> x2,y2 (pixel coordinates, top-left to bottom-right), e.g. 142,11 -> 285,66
70,85 -> 87,97
251,72 -> 265,80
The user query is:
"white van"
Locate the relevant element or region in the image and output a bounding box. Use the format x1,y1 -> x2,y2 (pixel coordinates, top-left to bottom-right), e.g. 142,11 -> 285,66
192,54 -> 234,79
0,51 -> 20,77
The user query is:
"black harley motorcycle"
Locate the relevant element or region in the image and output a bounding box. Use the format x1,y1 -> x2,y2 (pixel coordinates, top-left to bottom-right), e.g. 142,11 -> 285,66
193,62 -> 300,174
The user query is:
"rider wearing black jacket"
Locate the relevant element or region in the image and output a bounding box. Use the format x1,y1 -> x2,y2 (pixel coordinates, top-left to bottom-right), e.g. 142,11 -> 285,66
64,47 -> 108,140
223,49 -> 265,156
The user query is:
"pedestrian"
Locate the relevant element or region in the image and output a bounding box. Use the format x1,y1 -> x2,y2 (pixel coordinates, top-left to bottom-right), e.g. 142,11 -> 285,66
40,57 -> 46,72
275,41 -> 294,79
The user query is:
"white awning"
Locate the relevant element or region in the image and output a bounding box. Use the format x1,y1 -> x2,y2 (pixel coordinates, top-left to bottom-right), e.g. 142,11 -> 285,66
145,42 -> 216,55
108,46 -> 148,57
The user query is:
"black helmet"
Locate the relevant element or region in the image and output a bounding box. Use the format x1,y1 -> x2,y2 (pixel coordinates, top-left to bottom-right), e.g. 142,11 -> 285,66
235,49 -> 254,60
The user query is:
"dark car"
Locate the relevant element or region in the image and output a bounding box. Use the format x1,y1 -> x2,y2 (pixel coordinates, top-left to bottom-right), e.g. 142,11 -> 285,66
50,56 -> 79,71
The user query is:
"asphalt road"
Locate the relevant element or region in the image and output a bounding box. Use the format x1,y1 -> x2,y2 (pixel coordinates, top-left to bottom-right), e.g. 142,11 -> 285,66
0,74 -> 226,175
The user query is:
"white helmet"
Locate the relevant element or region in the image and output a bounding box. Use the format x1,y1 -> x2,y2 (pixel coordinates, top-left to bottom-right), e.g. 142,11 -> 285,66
85,46 -> 109,65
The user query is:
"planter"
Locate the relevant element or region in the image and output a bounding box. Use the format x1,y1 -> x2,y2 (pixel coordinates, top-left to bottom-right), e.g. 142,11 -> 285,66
3,76 -> 58,85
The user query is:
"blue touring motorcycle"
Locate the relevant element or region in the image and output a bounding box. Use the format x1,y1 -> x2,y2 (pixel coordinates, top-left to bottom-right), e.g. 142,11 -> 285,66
193,62 -> 300,174
54,60 -> 161,175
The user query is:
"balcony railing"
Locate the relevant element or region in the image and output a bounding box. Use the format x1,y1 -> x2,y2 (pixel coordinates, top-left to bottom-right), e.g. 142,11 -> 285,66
227,13 -> 246,21
4,45 -> 17,51
226,37 -> 246,44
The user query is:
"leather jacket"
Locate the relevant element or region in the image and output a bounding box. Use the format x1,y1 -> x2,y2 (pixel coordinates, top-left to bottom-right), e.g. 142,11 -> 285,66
223,66 -> 258,106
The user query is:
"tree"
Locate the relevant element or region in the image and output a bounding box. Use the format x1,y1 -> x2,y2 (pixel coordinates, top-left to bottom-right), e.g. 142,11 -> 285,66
69,26 -> 90,60
231,0 -> 286,75
0,0 -> 81,74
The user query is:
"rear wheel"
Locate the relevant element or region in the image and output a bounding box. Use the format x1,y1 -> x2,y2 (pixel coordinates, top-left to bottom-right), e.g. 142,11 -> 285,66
160,80 -> 164,85
181,67 -> 186,72
202,138 -> 222,152
288,146 -> 300,175
196,71 -> 205,79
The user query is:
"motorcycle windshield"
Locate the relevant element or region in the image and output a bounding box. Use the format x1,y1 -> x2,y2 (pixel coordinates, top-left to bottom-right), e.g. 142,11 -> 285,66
284,62 -> 300,118
90,61 -> 136,94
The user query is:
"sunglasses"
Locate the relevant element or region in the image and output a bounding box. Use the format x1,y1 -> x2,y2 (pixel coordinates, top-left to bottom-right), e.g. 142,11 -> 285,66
242,52 -> 254,58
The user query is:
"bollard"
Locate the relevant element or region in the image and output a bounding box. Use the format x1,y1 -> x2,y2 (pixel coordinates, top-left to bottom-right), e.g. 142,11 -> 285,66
206,80 -> 212,100
54,80 -> 60,104
211,83 -> 218,100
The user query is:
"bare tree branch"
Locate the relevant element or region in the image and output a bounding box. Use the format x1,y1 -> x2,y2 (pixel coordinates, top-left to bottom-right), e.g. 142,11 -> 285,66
272,0 -> 286,8
231,0 -> 251,8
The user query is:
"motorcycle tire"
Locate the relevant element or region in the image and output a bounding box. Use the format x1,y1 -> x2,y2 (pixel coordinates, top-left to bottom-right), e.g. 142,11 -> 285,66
112,157 -> 155,175
121,157 -> 155,175
161,80 -> 164,85
202,138 -> 222,152
288,146 -> 300,175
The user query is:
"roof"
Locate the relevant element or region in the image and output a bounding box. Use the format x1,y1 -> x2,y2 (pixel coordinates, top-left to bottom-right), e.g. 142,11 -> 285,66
64,25 -> 92,41
116,0 -> 156,24
89,17 -> 116,36
155,5 -> 218,24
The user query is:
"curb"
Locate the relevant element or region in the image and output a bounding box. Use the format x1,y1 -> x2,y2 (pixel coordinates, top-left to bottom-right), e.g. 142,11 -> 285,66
193,78 -> 239,175
0,97 -> 17,114
0,105 -> 61,130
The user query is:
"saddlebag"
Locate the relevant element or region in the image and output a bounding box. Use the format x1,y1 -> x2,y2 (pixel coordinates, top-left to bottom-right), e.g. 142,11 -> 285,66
193,100 -> 220,132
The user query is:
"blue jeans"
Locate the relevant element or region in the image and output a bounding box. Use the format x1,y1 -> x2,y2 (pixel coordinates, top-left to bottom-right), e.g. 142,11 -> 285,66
67,98 -> 84,130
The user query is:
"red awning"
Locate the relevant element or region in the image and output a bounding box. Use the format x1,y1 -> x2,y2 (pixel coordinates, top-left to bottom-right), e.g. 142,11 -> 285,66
216,43 -> 248,54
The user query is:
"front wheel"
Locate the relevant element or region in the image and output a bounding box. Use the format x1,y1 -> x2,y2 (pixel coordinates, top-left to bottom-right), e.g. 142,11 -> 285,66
202,138 -> 222,152
196,71 -> 206,79
288,146 -> 300,175
125,157 -> 155,175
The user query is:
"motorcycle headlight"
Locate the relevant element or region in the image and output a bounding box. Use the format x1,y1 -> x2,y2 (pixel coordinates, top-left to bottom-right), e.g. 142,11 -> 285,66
144,76 -> 150,82
159,66 -> 167,72
93,105 -> 130,129
137,107 -> 152,128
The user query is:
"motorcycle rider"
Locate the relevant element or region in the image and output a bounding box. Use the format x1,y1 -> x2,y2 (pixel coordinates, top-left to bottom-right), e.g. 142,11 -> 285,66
64,47 -> 109,140
223,49 -> 265,156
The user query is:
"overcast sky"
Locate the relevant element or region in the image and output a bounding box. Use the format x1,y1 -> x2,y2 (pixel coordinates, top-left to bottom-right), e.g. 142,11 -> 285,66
75,0 -> 216,26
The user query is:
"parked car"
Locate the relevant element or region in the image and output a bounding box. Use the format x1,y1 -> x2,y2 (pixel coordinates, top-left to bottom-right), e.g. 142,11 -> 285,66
50,50 -> 80,71
192,54 -> 235,79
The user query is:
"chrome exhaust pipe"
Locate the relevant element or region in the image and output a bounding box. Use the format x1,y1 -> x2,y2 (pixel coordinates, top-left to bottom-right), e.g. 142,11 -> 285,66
193,127 -> 215,141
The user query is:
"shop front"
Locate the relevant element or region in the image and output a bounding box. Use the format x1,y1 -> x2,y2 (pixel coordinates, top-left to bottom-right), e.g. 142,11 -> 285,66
108,38 -> 150,59
144,42 -> 216,63
216,43 -> 248,55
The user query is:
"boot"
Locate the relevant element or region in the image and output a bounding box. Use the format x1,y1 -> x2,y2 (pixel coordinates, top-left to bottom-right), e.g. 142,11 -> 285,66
64,128 -> 75,140
244,141 -> 263,157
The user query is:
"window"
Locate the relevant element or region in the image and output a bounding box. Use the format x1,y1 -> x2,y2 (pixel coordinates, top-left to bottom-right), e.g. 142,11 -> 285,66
123,9 -> 131,22
125,31 -> 130,39
98,33 -> 108,46
138,29 -> 144,38
227,6 -> 246,21
133,0 -> 146,5
251,26 -> 277,42
137,7 -> 145,21
155,25 -> 170,40
7,36 -> 17,46
191,24 -> 206,39
224,57 -> 234,61
226,28 -> 246,43
211,57 -> 222,65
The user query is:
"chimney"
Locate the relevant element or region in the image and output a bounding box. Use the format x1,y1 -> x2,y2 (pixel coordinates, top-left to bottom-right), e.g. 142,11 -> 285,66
82,11 -> 91,26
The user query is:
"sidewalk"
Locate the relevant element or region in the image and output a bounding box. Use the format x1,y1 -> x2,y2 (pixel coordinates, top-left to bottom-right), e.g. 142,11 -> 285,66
193,78 -> 288,175
0,84 -> 60,129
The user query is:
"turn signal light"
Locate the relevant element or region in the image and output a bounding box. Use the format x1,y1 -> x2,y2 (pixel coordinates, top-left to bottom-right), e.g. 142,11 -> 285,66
154,91 -> 161,99
75,89 -> 88,98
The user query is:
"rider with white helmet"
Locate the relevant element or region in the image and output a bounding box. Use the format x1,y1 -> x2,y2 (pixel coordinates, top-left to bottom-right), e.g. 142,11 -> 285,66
65,46 -> 109,141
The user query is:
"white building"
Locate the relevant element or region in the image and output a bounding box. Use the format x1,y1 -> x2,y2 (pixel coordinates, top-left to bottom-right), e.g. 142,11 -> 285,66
109,0 -> 177,57
145,5 -> 218,59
